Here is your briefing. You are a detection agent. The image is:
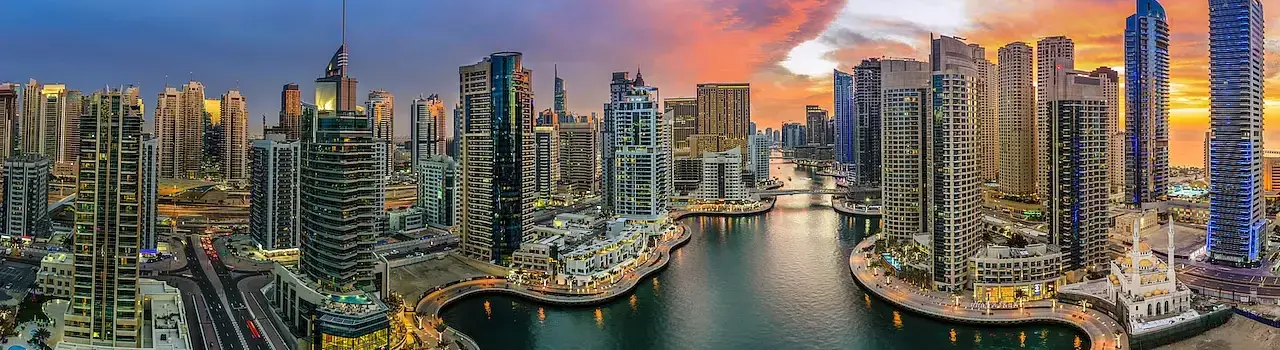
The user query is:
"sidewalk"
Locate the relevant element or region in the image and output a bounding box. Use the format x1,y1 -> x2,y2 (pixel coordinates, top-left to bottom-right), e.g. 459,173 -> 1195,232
849,237 -> 1127,350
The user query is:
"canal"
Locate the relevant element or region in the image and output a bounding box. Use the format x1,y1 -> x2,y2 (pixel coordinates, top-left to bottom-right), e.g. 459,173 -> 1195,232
440,161 -> 1087,349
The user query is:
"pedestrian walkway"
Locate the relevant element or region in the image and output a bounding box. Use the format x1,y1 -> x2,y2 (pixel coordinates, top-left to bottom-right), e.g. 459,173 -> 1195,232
410,224 -> 693,350
848,236 -> 1128,350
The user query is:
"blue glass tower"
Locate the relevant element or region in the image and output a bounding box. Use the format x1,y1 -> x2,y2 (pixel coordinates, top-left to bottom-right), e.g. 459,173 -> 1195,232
833,69 -> 854,165
1124,0 -> 1170,207
1207,0 -> 1265,268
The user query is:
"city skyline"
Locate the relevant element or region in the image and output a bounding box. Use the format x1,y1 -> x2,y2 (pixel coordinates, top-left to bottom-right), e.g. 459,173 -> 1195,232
7,0 -> 1280,167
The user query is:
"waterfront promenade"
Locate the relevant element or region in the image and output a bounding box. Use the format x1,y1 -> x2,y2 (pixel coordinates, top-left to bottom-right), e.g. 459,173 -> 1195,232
848,237 -> 1128,350
412,224 -> 693,349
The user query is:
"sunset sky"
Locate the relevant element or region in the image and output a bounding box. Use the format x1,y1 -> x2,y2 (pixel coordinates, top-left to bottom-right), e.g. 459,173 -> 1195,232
3,0 -> 1278,166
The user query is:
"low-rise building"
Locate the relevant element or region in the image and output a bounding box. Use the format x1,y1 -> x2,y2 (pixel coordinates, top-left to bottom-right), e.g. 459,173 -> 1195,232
388,207 -> 425,233
55,279 -> 192,350
38,252 -> 74,298
969,243 -> 1063,303
512,214 -> 657,287
560,220 -> 650,286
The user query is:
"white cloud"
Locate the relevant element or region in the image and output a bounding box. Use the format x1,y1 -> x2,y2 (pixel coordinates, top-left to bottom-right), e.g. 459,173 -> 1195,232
777,0 -> 972,76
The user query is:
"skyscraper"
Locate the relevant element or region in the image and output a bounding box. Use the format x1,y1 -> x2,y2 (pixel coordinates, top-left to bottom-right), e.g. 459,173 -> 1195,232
0,83 -> 17,161
20,80 -> 76,163
998,42 -> 1036,196
298,41 -> 385,294
833,68 -> 855,165
411,94 -> 446,170
612,83 -> 671,222
270,5 -> 391,346
249,134 -> 300,251
881,59 -> 931,243
155,81 -> 205,179
367,89 -> 395,175
1037,36 -> 1075,200
665,97 -> 697,149
1045,67 -> 1109,274
140,136 -> 158,251
65,87 -> 144,346
459,52 -> 536,263
1125,0 -> 1170,206
973,47 -> 999,183
781,122 -> 805,149
749,132 -> 770,185
851,59 -> 883,186
202,98 -> 223,175
930,35 -> 982,292
696,83 -> 751,153
1207,0 -> 1265,268
554,64 -> 568,117
280,83 -> 302,140
534,125 -> 560,202
220,89 -> 248,181
602,71 -> 638,217
2,153 -> 50,237
559,117 -> 599,196
805,105 -> 828,146
1089,67 -> 1123,196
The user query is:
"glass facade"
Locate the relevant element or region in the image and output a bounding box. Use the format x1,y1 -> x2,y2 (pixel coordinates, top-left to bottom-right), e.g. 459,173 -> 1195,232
833,69 -> 855,165
852,59 -> 882,187
1123,0 -> 1171,206
1206,0 -> 1266,267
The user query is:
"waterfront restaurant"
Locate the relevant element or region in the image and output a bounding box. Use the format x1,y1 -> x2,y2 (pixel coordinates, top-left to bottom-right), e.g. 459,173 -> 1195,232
969,244 -> 1064,304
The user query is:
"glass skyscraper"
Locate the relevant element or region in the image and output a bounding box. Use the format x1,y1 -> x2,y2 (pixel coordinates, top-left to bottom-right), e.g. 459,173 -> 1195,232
1124,0 -> 1170,206
1207,0 -> 1266,267
460,52 -> 536,263
833,69 -> 854,165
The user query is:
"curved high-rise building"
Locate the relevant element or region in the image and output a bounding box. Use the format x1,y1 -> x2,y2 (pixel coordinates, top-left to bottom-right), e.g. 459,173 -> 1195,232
1207,0 -> 1266,267
1124,0 -> 1170,206
833,69 -> 854,166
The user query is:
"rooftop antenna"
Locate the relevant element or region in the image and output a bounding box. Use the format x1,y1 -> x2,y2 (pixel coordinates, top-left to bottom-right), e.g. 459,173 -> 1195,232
341,0 -> 347,51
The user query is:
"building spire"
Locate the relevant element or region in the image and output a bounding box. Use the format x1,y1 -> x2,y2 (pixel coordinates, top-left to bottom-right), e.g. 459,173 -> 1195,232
341,0 -> 347,49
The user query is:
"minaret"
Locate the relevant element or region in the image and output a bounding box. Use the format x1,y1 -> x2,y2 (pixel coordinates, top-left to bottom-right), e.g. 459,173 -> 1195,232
1167,222 -> 1176,282
1131,217 -> 1142,286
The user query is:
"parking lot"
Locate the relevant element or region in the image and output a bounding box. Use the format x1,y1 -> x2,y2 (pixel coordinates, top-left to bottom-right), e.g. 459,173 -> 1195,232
0,261 -> 38,306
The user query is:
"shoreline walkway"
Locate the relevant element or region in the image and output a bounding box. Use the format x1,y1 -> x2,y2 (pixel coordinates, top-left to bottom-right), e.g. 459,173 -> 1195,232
413,224 -> 694,349
848,236 -> 1128,350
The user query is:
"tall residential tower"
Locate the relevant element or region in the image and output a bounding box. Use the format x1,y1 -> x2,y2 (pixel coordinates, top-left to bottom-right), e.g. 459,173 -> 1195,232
1125,0 -> 1171,206
1206,0 -> 1266,267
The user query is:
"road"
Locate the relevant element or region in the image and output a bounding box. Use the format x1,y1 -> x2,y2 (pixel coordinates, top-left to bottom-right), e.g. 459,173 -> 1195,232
178,234 -> 280,350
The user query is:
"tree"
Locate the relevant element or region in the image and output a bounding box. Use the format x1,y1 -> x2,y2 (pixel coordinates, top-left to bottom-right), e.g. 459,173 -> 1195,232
1007,233 -> 1029,248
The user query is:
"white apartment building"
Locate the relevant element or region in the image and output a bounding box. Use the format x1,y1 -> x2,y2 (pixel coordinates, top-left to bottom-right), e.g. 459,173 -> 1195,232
696,147 -> 747,202
612,85 -> 671,221
748,132 -> 770,185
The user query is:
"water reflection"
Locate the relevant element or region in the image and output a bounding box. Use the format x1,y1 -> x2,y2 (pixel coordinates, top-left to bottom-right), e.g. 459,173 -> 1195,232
438,162 -> 1086,350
